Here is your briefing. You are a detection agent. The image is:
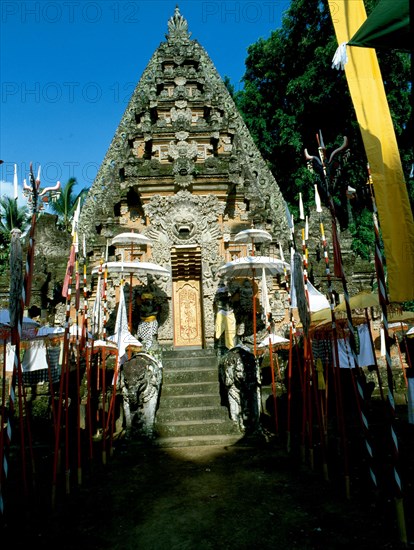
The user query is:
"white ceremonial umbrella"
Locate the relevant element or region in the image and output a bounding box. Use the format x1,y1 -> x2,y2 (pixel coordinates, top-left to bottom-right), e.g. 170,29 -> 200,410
110,233 -> 154,330
234,228 -> 272,257
217,256 -> 288,279
111,232 -> 152,254
258,333 -> 290,348
0,309 -> 40,340
91,261 -> 170,278
91,260 -> 170,340
0,309 -> 40,327
217,256 -> 289,354
36,326 -> 65,337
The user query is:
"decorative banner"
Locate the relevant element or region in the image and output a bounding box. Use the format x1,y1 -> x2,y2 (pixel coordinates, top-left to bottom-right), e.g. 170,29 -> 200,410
328,0 -> 414,302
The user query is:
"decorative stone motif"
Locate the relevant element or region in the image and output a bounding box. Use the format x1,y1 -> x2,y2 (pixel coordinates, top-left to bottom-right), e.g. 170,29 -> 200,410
75,8 -> 300,345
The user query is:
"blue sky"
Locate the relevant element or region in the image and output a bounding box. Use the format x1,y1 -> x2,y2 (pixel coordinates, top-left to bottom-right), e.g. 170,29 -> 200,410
0,0 -> 289,205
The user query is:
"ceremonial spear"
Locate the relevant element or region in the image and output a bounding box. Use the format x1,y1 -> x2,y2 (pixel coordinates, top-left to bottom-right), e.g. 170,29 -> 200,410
1,164 -> 60,515
366,164 -> 407,544
305,133 -> 377,498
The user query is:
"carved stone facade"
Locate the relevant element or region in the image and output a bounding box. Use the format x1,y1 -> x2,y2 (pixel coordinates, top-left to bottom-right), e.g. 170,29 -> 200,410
78,8 -> 290,347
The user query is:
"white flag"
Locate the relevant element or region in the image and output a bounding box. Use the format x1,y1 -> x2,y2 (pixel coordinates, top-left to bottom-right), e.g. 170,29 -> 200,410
13,164 -> 18,200
299,192 -> 305,220
314,185 -> 322,213
261,268 -> 271,328
92,275 -> 103,336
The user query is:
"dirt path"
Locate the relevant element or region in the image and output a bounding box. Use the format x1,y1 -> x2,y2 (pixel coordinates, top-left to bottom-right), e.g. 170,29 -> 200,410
2,429 -> 413,550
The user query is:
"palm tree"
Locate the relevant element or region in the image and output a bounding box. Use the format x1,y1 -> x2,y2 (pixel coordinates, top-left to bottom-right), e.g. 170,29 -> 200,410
48,177 -> 88,232
0,196 -> 29,273
0,196 -> 29,235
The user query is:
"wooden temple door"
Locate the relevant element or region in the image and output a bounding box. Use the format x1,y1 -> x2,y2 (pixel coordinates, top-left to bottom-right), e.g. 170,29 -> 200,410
171,246 -> 204,348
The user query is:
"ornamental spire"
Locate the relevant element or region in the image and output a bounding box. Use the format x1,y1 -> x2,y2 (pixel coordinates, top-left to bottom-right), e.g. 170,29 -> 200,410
166,5 -> 191,42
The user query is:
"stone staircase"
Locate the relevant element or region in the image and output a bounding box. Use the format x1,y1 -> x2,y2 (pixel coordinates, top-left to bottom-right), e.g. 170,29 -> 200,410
154,348 -> 242,448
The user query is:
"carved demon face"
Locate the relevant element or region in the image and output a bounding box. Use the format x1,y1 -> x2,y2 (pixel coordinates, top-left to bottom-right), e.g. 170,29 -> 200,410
171,206 -> 197,240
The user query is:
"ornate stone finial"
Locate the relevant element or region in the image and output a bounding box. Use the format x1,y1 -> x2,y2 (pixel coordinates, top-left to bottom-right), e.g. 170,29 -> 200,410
166,5 -> 191,42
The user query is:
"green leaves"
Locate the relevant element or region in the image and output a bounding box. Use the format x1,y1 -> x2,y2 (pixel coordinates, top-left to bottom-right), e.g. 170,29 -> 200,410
0,196 -> 28,235
0,196 -> 29,274
233,0 -> 412,256
48,177 -> 88,232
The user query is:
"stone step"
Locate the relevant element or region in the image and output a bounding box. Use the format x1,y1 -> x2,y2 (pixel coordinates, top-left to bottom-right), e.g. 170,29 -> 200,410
162,348 -> 217,359
162,357 -> 218,369
163,368 -> 219,384
161,348 -> 218,370
155,418 -> 239,438
161,381 -> 219,396
153,434 -> 243,448
153,348 -> 240,448
158,394 -> 221,409
156,405 -> 229,422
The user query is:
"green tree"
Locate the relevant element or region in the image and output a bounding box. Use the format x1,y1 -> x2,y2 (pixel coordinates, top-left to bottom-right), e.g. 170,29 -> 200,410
0,196 -> 29,274
234,0 -> 412,240
48,177 -> 88,232
0,196 -> 29,234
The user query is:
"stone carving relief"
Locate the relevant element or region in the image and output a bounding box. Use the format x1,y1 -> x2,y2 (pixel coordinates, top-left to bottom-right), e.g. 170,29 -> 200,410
145,191 -> 223,247
167,6 -> 191,42
170,105 -> 192,124
144,191 -> 226,342
121,352 -> 163,438
168,139 -> 198,161
219,347 -> 262,434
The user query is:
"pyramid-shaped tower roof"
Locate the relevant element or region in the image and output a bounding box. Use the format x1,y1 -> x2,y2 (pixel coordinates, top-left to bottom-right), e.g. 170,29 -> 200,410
79,7 -> 289,249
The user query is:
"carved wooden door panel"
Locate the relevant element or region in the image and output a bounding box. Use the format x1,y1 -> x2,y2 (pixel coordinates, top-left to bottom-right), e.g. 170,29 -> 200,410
171,246 -> 203,348
173,280 -> 203,347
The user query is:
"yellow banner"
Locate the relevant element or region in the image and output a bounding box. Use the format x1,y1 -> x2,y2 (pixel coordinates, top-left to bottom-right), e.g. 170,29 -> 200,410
328,0 -> 414,302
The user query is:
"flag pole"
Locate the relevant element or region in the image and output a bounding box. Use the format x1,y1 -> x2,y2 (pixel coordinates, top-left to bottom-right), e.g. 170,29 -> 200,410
306,134 -> 376,499
52,237 -> 74,508
1,163 -> 60,516
312,182 -> 349,486
367,165 -> 407,544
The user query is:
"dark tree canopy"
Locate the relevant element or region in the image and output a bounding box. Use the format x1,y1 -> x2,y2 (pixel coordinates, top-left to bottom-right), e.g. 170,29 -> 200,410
234,0 -> 412,257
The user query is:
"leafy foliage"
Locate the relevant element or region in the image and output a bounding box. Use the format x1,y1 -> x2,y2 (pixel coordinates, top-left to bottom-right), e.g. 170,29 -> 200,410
48,177 -> 88,232
0,196 -> 29,274
234,0 -> 412,255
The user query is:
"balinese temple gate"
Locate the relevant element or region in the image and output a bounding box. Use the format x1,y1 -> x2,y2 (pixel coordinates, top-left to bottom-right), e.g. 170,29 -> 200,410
79,8 -> 290,349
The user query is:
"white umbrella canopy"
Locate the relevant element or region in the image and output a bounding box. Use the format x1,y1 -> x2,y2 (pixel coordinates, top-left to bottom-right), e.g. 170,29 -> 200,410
0,309 -> 40,327
217,256 -> 289,279
217,256 -> 289,356
0,309 -> 40,339
111,232 -> 153,247
258,333 -> 290,348
36,326 -> 65,337
92,339 -> 118,350
234,229 -> 272,244
36,324 -> 93,340
91,261 -> 170,278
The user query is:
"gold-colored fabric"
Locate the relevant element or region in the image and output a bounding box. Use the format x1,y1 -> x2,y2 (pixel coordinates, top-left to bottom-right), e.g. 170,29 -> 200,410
316,358 -> 326,391
329,0 -> 414,302
215,310 -> 236,350
141,314 -> 157,322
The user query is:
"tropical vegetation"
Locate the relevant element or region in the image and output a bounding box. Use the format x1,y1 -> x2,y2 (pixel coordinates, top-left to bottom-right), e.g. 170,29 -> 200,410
229,0 -> 412,263
47,177 -> 88,232
0,196 -> 29,274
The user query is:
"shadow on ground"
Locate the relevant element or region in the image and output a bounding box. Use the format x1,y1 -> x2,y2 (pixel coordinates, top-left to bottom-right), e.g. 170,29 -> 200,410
2,412 -> 414,550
